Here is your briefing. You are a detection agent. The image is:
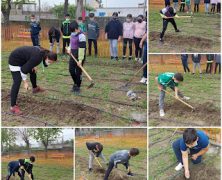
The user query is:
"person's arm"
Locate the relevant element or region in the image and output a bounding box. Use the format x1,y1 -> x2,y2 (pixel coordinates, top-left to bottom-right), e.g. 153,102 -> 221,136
155,76 -> 163,90
182,150 -> 190,179
105,23 -> 109,39
175,86 -> 179,98
78,34 -> 86,66
118,22 -> 123,41
96,23 -> 100,39
192,145 -> 209,160
140,33 -> 147,48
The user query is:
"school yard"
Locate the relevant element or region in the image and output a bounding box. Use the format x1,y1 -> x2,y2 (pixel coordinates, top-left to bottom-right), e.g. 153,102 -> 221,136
149,128 -> 221,180
149,2 -> 221,53
149,56 -> 221,126
1,151 -> 73,180
1,39 -> 147,127
75,131 -> 147,180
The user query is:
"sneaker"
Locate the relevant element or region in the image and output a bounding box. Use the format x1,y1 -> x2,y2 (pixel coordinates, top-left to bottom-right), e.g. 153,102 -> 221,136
71,85 -> 77,92
140,77 -> 147,84
122,56 -> 126,60
89,168 -> 92,172
10,105 -> 22,115
135,57 -> 138,61
183,96 -> 190,100
159,109 -> 165,117
127,172 -> 134,177
128,56 -> 132,60
176,29 -> 180,32
175,163 -> 184,171
32,86 -> 45,94
74,87 -> 81,95
138,58 -> 143,64
111,56 -> 114,60
159,38 -> 163,42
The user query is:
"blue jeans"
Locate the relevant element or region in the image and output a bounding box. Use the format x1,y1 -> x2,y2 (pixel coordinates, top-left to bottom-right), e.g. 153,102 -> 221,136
205,3 -> 210,13
143,41 -> 147,78
109,39 -> 118,58
31,35 -> 40,46
172,138 -> 202,164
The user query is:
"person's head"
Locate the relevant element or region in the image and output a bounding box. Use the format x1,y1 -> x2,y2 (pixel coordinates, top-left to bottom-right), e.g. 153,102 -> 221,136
70,20 -> 79,33
30,14 -> 36,22
48,26 -> 56,36
65,13 -> 70,21
129,148 -> 139,157
126,14 -> 133,22
78,17 -> 83,23
89,12 -> 95,20
173,73 -> 183,83
30,156 -> 35,163
112,12 -> 118,19
40,48 -> 57,67
183,128 -> 198,148
137,15 -> 144,23
95,143 -> 103,152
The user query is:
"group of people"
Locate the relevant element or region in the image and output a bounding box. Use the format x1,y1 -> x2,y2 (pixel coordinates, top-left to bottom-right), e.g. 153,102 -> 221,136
86,142 -> 139,180
166,0 -> 221,14
181,54 -> 221,74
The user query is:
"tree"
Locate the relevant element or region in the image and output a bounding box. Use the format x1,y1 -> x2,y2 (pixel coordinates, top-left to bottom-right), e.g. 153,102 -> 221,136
2,129 -> 16,152
33,128 -> 62,158
16,129 -> 33,154
64,0 -> 69,16
75,0 -> 83,20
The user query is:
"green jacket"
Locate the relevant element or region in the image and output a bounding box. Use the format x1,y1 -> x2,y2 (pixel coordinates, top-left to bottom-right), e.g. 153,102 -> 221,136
158,72 -> 178,87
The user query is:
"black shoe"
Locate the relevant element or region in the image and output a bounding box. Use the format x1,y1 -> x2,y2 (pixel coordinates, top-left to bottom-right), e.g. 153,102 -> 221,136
128,56 -> 132,60
122,56 -> 126,60
111,56 -> 114,60
159,38 -> 163,42
71,85 -> 77,92
127,172 -> 134,177
89,168 -> 92,172
75,87 -> 80,95
176,29 -> 180,32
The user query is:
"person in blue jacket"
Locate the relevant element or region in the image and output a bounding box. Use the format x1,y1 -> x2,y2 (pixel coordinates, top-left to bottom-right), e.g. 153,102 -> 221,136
30,14 -> 41,46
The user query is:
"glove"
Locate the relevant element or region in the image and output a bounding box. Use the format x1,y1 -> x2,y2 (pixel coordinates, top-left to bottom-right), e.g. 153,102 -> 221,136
127,172 -> 134,176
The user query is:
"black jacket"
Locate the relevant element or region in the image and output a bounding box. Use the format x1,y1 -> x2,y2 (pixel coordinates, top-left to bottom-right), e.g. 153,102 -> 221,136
105,19 -> 123,39
86,142 -> 103,157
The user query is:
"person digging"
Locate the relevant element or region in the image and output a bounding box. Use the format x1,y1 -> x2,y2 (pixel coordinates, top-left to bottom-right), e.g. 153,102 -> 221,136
8,46 -> 57,115
155,72 -> 190,117
104,148 -> 139,180
159,5 -> 180,42
172,128 -> 209,179
6,156 -> 35,180
86,142 -> 107,172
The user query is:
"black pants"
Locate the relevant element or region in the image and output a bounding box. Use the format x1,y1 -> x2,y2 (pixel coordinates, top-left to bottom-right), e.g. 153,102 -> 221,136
62,38 -> 70,54
133,37 -> 142,58
194,4 -> 199,12
215,63 -> 221,74
160,18 -> 178,39
180,4 -> 185,12
123,38 -> 133,57
211,4 -> 216,13
31,35 -> 39,46
10,71 -> 37,106
217,3 -> 221,13
104,161 -> 114,180
69,58 -> 83,87
88,39 -> 98,56
206,63 -> 213,73
182,62 -> 190,73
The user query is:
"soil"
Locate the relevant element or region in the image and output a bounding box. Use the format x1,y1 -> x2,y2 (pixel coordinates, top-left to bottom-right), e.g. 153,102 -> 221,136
149,98 -> 220,126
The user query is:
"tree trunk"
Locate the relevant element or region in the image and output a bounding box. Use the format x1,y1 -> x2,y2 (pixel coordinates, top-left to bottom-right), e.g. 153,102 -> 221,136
64,0 -> 69,16
44,146 -> 48,159
2,0 -> 11,25
76,0 -> 83,20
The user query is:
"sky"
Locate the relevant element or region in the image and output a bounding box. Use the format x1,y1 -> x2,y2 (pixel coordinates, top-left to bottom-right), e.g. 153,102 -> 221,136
39,0 -> 145,8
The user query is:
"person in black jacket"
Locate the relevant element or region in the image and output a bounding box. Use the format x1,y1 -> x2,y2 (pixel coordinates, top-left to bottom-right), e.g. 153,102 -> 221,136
8,46 -> 57,115
61,14 -> 71,55
86,142 -> 107,172
105,12 -> 123,60
48,26 -> 61,54
30,14 -> 41,46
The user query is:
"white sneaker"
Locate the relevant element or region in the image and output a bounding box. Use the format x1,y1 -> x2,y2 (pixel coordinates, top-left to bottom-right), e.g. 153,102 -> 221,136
140,77 -> 147,84
183,96 -> 190,100
175,163 -> 184,171
135,58 -> 138,61
159,109 -> 165,117
138,58 -> 143,64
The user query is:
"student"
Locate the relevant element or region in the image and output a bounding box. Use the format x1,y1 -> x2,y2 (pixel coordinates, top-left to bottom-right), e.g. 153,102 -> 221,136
6,156 -> 35,180
104,148 -> 139,180
66,21 -> 86,94
206,54 -> 214,74
180,0 -> 186,12
105,12 -> 123,61
214,54 -> 221,74
139,32 -> 147,84
8,46 -> 57,115
155,72 -> 190,117
211,0 -> 217,13
172,128 -> 209,179
192,54 -> 202,74
30,14 -> 41,46
185,0 -> 192,14
181,54 -> 190,73
173,0 -> 179,11
78,17 -> 87,34
204,0 -> 211,14
122,14 -> 134,60
194,0 -> 200,12
87,13 -> 99,57
165,0 -> 170,7
217,0 -> 221,13
133,15 -> 146,62
61,14 -> 71,55
48,26 -> 61,54
86,142 -> 107,172
159,6 -> 180,42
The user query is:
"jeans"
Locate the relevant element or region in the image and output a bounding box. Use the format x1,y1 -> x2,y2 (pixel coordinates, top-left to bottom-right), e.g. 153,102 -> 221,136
104,161 -> 114,180
194,4 -> 199,12
172,138 -> 202,164
215,63 -> 221,74
174,2 -> 179,10
88,39 -> 98,56
205,3 -> 210,13
109,39 -> 118,58
182,60 -> 190,72
31,35 -> 39,46
192,62 -> 202,73
143,42 -> 147,78
89,151 -> 107,169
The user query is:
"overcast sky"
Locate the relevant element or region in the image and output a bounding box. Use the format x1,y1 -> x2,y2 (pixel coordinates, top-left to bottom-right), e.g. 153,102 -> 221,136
39,0 -> 145,8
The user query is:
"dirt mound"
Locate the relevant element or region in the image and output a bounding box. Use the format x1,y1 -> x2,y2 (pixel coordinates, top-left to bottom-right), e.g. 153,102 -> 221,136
95,168 -> 106,174
149,31 -> 212,49
109,170 -> 129,180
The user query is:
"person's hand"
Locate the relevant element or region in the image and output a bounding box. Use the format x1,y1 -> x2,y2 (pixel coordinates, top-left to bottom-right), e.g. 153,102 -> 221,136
139,41 -> 143,48
105,34 -> 108,40
191,154 -> 198,161
66,47 -> 71,55
24,81 -> 29,91
175,95 -> 179,99
77,61 -> 82,67
185,170 -> 190,179
118,36 -> 121,41
158,85 -> 163,91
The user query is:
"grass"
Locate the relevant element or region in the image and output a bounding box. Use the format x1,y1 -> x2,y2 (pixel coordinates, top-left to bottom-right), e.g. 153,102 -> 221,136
149,7 -> 221,53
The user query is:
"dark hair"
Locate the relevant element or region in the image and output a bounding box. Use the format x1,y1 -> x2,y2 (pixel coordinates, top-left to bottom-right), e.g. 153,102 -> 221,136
96,143 -> 103,151
69,21 -> 79,32
78,17 -> 82,20
138,15 -> 144,19
30,156 -> 35,162
65,13 -> 70,17
169,7 -> 174,15
89,13 -> 95,18
127,14 -> 132,18
40,47 -> 57,61
48,26 -> 56,36
130,148 -> 139,156
174,73 -> 184,82
31,14 -> 35,18
112,12 -> 118,17
183,128 -> 198,144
